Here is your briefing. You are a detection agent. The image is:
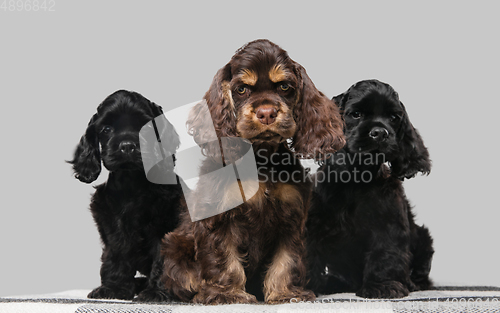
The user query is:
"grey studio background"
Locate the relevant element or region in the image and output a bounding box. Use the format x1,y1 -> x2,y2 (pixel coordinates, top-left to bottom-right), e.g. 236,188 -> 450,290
1,1 -> 498,297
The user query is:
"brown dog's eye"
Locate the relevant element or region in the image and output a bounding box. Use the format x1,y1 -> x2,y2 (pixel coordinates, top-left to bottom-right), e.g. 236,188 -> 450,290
390,114 -> 400,121
279,83 -> 290,91
236,86 -> 247,94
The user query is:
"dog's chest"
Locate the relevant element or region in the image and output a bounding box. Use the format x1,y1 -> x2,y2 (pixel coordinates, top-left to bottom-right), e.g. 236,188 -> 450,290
326,177 -> 406,233
93,184 -> 172,240
244,180 -> 305,216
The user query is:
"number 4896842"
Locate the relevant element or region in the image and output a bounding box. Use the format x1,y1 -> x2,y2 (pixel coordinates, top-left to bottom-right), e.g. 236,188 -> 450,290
1,0 -> 56,12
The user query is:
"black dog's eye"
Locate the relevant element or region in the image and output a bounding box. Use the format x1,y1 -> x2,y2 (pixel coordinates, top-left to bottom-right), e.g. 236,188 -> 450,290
101,125 -> 114,134
236,86 -> 247,95
350,112 -> 363,119
279,83 -> 290,91
390,114 -> 400,122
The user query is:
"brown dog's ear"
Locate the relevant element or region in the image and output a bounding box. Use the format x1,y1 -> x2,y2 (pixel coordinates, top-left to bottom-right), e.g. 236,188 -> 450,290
291,64 -> 345,159
186,64 -> 237,160
204,63 -> 237,138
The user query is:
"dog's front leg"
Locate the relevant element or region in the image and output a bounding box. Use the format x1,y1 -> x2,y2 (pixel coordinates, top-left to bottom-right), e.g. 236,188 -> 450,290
88,247 -> 136,300
358,236 -> 414,299
134,242 -> 171,303
191,223 -> 257,305
263,240 -> 316,304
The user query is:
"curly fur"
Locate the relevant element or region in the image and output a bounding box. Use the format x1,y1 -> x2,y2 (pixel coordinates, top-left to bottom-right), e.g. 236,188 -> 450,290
162,39 -> 345,305
307,79 -> 434,299
68,90 -> 185,302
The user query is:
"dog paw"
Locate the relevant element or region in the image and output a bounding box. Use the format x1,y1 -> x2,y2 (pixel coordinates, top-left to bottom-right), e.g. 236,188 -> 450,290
88,285 -> 134,300
193,289 -> 258,305
412,277 -> 433,291
134,288 -> 171,303
357,281 -> 409,299
266,288 -> 316,304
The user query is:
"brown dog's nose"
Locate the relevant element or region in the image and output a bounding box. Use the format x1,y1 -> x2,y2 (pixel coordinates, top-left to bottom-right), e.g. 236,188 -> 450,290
256,106 -> 278,125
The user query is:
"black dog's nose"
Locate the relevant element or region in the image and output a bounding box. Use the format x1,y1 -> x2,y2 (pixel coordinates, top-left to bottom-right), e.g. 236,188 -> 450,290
256,106 -> 278,125
119,141 -> 136,154
369,127 -> 389,141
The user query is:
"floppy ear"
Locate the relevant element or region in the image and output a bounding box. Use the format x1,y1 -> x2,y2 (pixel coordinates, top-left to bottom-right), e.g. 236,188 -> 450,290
187,64 -> 237,160
390,102 -> 431,180
68,113 -> 101,183
204,64 -> 237,138
291,64 -> 345,159
149,101 -> 164,118
332,92 -> 347,111
149,101 -> 181,157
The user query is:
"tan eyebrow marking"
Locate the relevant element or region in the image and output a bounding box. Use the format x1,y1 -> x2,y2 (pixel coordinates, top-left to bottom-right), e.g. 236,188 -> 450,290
269,64 -> 288,83
240,69 -> 258,86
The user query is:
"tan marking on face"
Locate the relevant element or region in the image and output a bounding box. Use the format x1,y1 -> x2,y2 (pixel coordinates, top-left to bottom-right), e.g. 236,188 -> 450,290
263,244 -> 296,301
269,64 -> 288,83
236,102 -> 260,138
240,102 -> 255,122
236,100 -> 297,140
240,69 -> 258,86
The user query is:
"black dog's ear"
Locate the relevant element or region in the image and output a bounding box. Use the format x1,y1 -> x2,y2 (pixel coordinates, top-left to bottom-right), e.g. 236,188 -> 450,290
332,92 -> 347,111
148,101 -> 181,154
391,102 -> 431,180
333,81 -> 363,112
68,113 -> 101,183
149,101 -> 164,118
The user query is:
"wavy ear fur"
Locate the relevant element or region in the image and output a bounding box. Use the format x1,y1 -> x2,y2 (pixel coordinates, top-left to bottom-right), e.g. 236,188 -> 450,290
68,113 -> 101,183
205,64 -> 237,138
187,64 -> 237,160
291,64 -> 345,159
391,102 -> 431,180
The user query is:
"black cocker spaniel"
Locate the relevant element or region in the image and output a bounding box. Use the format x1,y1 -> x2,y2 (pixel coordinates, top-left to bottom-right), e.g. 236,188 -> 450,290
307,79 -> 434,298
69,90 -> 185,302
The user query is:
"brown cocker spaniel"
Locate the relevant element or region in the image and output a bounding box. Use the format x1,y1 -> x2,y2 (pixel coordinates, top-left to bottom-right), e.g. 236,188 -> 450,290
160,39 -> 345,304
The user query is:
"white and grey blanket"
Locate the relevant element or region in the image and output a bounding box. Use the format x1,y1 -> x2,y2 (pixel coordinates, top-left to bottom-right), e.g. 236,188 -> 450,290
1,287 -> 499,313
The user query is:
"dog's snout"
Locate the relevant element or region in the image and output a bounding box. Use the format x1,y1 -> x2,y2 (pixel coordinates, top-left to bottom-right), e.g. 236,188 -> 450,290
256,106 -> 278,125
119,141 -> 137,154
369,127 -> 389,141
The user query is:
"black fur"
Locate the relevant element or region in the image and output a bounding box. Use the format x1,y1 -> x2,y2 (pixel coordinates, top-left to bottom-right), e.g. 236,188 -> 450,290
68,90 -> 185,302
307,80 -> 434,299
